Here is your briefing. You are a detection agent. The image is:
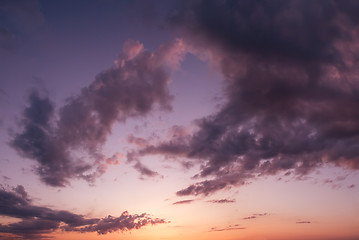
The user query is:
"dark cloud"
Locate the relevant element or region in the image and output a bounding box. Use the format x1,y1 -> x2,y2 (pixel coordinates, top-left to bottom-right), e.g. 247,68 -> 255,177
11,39 -> 185,186
134,0 -> 359,196
0,185 -> 166,239
206,199 -> 235,204
296,221 -> 311,224
172,199 -> 195,205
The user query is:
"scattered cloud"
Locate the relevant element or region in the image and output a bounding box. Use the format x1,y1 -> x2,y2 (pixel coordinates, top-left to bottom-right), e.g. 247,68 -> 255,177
0,185 -> 166,239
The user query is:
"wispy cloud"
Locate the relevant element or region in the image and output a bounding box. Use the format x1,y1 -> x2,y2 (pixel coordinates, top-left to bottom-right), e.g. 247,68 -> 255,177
210,224 -> 245,232
172,199 -> 195,205
243,213 -> 268,220
206,199 -> 235,204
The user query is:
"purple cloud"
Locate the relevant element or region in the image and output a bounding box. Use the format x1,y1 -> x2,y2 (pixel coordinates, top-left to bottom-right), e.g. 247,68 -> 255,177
11,39 -> 185,187
0,185 -> 166,239
134,0 -> 359,196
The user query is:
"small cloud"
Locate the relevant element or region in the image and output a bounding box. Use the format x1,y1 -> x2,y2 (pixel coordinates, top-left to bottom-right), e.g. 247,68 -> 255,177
243,213 -> 268,220
243,216 -> 256,220
2,176 -> 11,181
134,161 -> 161,179
172,199 -> 195,205
296,221 -> 311,224
127,135 -> 148,148
210,225 -> 245,232
206,199 -> 235,204
348,184 -> 355,188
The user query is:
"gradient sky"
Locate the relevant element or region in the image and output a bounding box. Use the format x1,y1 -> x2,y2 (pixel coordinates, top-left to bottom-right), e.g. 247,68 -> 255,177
1,1 -> 359,239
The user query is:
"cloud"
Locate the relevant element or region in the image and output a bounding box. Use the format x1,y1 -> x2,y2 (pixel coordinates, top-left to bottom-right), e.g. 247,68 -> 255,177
206,199 -> 235,204
296,221 -> 311,224
133,161 -> 161,179
134,0 -> 359,196
127,135 -> 149,148
210,224 -> 245,232
0,185 -> 166,239
11,39 -> 186,187
172,199 -> 195,205
172,198 -> 234,205
243,213 -> 268,220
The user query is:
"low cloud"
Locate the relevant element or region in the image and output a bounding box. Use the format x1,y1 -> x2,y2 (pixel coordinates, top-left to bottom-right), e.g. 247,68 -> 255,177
0,185 -> 166,239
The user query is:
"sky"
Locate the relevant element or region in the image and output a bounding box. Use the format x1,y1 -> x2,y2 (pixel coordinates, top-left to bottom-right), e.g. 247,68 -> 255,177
0,0 -> 359,239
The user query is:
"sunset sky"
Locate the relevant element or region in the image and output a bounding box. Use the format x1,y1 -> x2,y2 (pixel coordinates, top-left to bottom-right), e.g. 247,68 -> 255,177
0,0 -> 359,239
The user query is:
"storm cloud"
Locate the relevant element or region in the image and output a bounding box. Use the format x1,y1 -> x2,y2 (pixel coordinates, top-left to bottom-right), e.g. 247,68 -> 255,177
0,185 -> 166,239
134,0 -> 359,196
11,39 -> 185,186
